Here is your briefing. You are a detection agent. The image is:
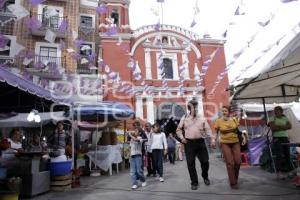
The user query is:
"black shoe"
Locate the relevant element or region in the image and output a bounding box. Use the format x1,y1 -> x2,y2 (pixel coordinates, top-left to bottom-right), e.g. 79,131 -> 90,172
204,179 -> 210,186
146,174 -> 151,177
191,184 -> 198,190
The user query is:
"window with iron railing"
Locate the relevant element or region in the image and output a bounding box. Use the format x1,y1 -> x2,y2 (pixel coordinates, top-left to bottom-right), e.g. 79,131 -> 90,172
38,46 -> 60,66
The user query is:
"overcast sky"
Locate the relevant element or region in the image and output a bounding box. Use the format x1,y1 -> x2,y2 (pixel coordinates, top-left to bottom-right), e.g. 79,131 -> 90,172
129,0 -> 300,83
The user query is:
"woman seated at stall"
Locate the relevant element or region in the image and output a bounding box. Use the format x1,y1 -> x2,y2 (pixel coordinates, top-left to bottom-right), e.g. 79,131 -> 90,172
28,134 -> 47,152
2,128 -> 24,158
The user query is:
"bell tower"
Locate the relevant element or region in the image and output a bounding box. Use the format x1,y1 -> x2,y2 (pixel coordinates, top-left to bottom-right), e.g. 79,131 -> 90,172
99,0 -> 131,34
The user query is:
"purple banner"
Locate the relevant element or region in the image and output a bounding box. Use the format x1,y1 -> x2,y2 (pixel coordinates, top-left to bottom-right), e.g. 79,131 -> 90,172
248,137 -> 267,165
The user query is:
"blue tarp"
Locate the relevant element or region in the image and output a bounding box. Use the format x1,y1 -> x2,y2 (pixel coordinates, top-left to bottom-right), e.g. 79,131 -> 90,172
72,101 -> 135,121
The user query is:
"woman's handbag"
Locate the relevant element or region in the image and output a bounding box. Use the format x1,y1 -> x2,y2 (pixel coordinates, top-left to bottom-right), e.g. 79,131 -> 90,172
233,118 -> 248,147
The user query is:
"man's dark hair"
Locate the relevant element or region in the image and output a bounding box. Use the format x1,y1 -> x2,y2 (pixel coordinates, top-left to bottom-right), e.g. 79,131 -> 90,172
187,99 -> 198,118
9,128 -> 20,138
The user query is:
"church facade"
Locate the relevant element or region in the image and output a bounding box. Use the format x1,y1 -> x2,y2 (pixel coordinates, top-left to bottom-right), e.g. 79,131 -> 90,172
99,0 -> 229,123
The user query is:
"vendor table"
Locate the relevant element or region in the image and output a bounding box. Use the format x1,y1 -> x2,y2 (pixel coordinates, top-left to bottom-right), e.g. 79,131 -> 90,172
86,145 -> 122,176
15,152 -> 50,196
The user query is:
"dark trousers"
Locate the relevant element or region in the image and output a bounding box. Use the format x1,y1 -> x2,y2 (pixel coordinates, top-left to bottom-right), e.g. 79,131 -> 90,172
146,152 -> 154,175
168,148 -> 176,164
272,137 -> 293,172
185,138 -> 209,186
221,143 -> 241,186
152,149 -> 164,177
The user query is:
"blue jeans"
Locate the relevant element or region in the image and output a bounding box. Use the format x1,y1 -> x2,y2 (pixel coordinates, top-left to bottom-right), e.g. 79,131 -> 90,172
130,155 -> 145,185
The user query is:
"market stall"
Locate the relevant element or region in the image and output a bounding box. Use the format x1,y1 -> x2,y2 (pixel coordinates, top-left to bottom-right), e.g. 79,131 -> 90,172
70,101 -> 134,176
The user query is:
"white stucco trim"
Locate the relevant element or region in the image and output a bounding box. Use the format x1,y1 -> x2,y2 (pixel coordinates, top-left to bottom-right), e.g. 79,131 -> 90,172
130,32 -> 201,59
80,0 -> 99,7
144,48 -> 152,79
181,52 -> 190,79
135,96 -> 144,119
146,96 -> 155,124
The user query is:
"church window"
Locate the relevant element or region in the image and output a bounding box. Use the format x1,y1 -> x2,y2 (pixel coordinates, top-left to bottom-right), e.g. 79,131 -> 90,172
163,58 -> 173,79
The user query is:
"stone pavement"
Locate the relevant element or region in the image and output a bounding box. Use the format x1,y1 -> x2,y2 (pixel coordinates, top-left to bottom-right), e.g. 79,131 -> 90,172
28,154 -> 300,200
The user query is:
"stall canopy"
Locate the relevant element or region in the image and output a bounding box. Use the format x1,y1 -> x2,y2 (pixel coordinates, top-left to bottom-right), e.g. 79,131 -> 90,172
233,31 -> 300,104
0,67 -> 72,105
0,112 -> 66,128
71,101 -> 135,122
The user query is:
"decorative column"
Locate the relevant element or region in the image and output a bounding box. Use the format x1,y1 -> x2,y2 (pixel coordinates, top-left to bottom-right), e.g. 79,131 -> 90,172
146,96 -> 155,124
144,48 -> 152,79
196,95 -> 204,117
135,96 -> 144,119
181,52 -> 190,79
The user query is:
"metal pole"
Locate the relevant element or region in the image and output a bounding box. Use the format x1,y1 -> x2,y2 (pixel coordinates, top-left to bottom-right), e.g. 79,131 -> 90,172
71,105 -> 75,169
122,120 -> 126,169
262,98 -> 268,125
262,98 -> 277,174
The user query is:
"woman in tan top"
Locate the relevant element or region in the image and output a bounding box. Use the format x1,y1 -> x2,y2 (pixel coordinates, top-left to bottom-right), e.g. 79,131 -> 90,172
214,106 -> 241,189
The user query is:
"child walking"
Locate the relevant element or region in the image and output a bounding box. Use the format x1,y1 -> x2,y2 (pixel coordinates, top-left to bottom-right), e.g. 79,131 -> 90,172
151,123 -> 168,182
167,133 -> 177,164
129,128 -> 147,189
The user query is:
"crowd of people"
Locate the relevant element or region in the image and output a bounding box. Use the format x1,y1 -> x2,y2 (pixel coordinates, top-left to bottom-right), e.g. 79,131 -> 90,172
0,101 -> 298,191
126,99 -> 298,191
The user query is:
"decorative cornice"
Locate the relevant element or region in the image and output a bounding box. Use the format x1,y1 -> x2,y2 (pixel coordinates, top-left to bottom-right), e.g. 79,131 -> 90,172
99,33 -> 132,39
100,0 -> 130,5
133,24 -> 200,41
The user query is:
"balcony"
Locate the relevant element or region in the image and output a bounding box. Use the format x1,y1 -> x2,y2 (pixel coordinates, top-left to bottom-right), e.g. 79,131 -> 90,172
77,56 -> 98,75
0,55 -> 15,67
30,14 -> 68,38
0,2 -> 16,24
24,55 -> 66,79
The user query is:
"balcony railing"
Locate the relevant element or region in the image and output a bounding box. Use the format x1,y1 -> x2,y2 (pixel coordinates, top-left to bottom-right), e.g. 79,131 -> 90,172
0,55 -> 15,67
77,56 -> 98,75
30,14 -> 68,38
24,55 -> 66,79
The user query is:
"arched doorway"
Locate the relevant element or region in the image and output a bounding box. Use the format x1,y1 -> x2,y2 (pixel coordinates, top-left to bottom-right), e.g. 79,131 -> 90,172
157,102 -> 186,135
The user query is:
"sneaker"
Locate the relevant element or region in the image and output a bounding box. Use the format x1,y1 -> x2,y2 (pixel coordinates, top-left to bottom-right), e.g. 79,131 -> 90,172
131,185 -> 138,190
191,185 -> 198,190
159,177 -> 164,182
141,182 -> 147,187
204,179 -> 210,186
146,174 -> 151,177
